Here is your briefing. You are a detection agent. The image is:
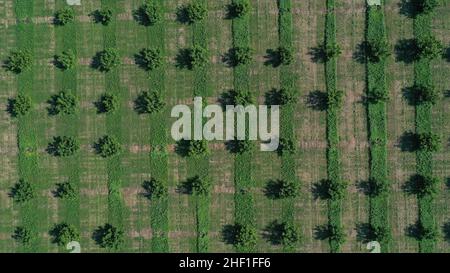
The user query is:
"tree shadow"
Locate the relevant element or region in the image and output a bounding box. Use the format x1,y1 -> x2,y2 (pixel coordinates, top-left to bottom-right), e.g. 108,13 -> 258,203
134,52 -> 148,71
311,179 -> 329,200
90,10 -> 106,25
402,174 -> 422,196
406,221 -> 421,240
263,220 -> 283,245
443,222 -> 450,243
264,88 -> 281,105
264,180 -> 282,200
314,224 -> 330,240
356,180 -> 371,196
225,140 -> 243,154
445,46 -> 450,62
355,222 -> 372,243
394,39 -> 418,64
222,48 -> 238,68
175,6 -> 190,25
402,85 -> 419,106
132,6 -> 152,27
6,98 -> 17,118
306,90 -> 328,111
90,52 -> 103,71
218,90 -> 235,110
175,139 -> 190,157
308,46 -> 326,64
353,41 -> 367,64
221,224 -> 236,245
398,0 -> 419,18
177,177 -> 196,195
175,48 -> 192,70
264,49 -> 281,67
398,131 -> 419,152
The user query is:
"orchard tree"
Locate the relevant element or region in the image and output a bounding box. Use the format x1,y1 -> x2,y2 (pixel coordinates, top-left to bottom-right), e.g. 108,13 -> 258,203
54,8 -> 75,26
97,93 -> 119,114
268,88 -> 298,106
280,222 -> 301,247
48,91 -> 78,115
55,50 -> 76,70
327,89 -> 344,109
416,222 -> 438,242
229,46 -> 254,66
233,224 -> 257,251
418,132 -> 441,152
412,174 -> 439,197
137,0 -> 162,26
417,35 -> 443,60
370,225 -> 390,243
142,178 -> 167,199
95,48 -> 120,72
186,175 -> 211,196
9,94 -> 32,117
94,8 -> 113,25
50,223 -> 80,246
325,179 -> 348,201
267,179 -> 299,199
368,178 -> 389,197
228,0 -> 251,18
367,39 -> 391,62
94,224 -> 124,249
413,82 -> 439,105
5,50 -> 32,74
11,179 -> 34,203
187,45 -> 209,69
95,135 -> 121,158
278,46 -> 294,65
367,87 -> 389,104
185,2 -> 208,23
328,223 -> 346,246
323,42 -> 341,61
230,89 -> 254,106
135,91 -> 165,114
186,140 -> 209,157
137,48 -> 163,71
227,139 -> 253,154
277,138 -> 296,156
416,0 -> 439,14
13,227 -> 32,245
55,182 -> 77,200
48,136 -> 80,157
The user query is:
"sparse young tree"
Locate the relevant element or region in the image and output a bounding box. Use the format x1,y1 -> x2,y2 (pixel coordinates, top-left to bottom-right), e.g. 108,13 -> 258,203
185,2 -> 208,23
367,87 -> 389,104
228,139 -> 253,154
188,45 -> 209,69
5,50 -> 32,73
367,39 -> 391,62
49,91 -> 78,115
135,91 -> 165,114
97,93 -> 119,114
278,46 -> 294,65
55,8 -> 75,26
277,138 -> 296,156
55,50 -> 76,70
234,224 -> 257,251
142,178 -> 167,199
228,0 -> 251,18
230,89 -> 254,106
368,178 -> 389,197
95,8 -> 113,25
280,222 -> 301,247
416,0 -> 439,14
370,225 -> 390,242
229,46 -> 254,66
137,48 -> 163,71
325,179 -> 348,201
94,224 -> 124,249
9,94 -> 32,117
416,222 -> 438,241
95,135 -> 121,158
323,42 -> 341,60
418,132 -> 441,152
137,0 -> 162,26
48,136 -> 80,157
414,174 -> 439,197
413,82 -> 439,105
95,48 -> 120,72
186,175 -> 211,196
187,140 -> 209,157
417,35 -> 443,60
328,224 -> 346,246
267,179 -> 299,199
270,88 -> 298,106
11,179 -> 34,204
50,223 -> 80,246
55,182 -> 77,200
13,227 -> 33,245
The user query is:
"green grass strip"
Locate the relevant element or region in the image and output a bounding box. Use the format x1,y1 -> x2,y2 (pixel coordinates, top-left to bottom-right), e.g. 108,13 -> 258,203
14,0 -> 42,253
101,0 -> 128,252
189,0 -> 212,253
325,0 -> 342,253
54,0 -> 81,240
277,0 -> 298,253
231,0 -> 255,253
366,4 -> 390,252
147,0 -> 169,253
414,11 -> 435,253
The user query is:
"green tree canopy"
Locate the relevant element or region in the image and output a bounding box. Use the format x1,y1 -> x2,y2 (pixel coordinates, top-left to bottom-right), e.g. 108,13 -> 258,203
95,135 -> 121,158
11,179 -> 34,204
48,136 -> 80,157
5,50 -> 32,74
50,223 -> 80,246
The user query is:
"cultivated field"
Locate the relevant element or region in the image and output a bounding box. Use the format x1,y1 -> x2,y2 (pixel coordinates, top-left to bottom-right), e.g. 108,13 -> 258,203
0,0 -> 449,253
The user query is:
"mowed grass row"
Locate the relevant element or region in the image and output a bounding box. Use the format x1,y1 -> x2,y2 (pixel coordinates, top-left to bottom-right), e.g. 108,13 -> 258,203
54,0 -> 81,244
325,0 -> 343,253
146,0 -> 169,253
101,0 -> 129,251
14,0 -> 41,253
232,0 -> 255,252
190,0 -> 211,252
366,4 -> 390,252
414,7 -> 435,253
278,0 -> 298,253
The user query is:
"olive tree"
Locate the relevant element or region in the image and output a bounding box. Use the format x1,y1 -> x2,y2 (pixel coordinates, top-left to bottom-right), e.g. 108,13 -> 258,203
54,8 -> 75,26
135,91 -> 165,114
13,227 -> 33,245
55,182 -> 77,200
11,179 -> 34,204
136,0 -> 162,26
5,50 -> 32,74
417,35 -> 443,60
95,135 -> 121,158
95,48 -> 120,72
143,178 -> 167,199
418,132 -> 441,152
9,94 -> 32,117
185,2 -> 208,23
94,224 -> 124,249
48,136 -> 80,157
97,93 -> 119,114
55,50 -> 76,70
50,223 -> 80,246
367,39 -> 391,62
233,224 -> 257,251
137,48 -> 163,71
228,0 -> 251,18
48,91 -> 78,115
